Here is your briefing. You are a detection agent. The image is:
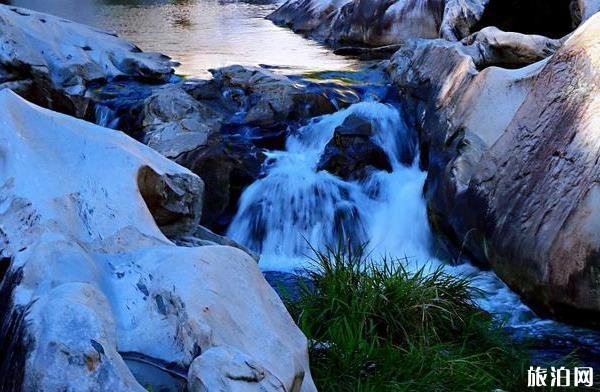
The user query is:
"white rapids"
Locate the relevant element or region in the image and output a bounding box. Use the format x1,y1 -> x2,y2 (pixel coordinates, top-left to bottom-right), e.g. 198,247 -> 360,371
227,100 -> 600,341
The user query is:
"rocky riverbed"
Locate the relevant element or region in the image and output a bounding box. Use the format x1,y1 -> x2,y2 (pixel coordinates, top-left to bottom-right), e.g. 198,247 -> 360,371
1,0 -> 600,390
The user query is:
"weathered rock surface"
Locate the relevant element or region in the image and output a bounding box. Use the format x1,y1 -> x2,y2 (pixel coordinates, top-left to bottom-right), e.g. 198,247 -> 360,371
270,0 -> 599,49
317,113 -> 393,180
267,0 -> 530,48
269,0 -> 449,47
120,65 -> 340,231
461,27 -> 561,67
464,15 -> 600,322
388,12 -> 600,324
0,90 -> 315,391
387,33 -> 545,261
0,4 -> 175,117
209,65 -> 337,127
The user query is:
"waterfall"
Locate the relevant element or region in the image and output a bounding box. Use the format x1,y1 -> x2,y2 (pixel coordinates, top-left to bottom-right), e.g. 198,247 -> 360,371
228,101 -> 433,271
227,100 -> 573,334
95,104 -> 120,129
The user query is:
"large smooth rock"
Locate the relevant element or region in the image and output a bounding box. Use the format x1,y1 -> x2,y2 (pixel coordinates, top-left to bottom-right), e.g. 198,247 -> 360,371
269,0 -> 445,47
388,13 -> 600,324
269,0 -> 507,47
270,0 -> 598,49
464,14 -> 600,323
0,4 -> 175,117
387,33 -> 547,261
0,90 -> 315,391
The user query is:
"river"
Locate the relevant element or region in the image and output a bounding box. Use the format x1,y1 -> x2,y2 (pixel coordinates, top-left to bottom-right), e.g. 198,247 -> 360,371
1,0 -> 356,77
8,0 -> 600,372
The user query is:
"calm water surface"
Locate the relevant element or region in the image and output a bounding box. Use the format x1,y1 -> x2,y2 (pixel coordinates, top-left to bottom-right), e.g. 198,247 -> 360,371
4,0 -> 357,77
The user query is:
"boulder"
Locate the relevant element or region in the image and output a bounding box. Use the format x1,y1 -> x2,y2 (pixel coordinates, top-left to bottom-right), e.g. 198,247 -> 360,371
461,27 -> 561,67
140,84 -> 223,159
174,135 -> 267,234
388,12 -> 600,324
269,0 -> 447,47
0,4 -> 175,117
209,65 -> 337,128
118,65 -> 340,232
387,35 -> 546,261
0,90 -> 315,391
270,0 -> 598,49
464,14 -> 600,323
317,113 -> 392,180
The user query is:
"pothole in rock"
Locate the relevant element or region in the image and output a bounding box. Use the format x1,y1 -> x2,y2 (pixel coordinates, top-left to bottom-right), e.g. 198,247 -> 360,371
473,0 -> 577,39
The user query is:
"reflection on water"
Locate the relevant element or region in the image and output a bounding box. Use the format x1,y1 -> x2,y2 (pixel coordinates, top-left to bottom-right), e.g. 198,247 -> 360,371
3,0 -> 357,77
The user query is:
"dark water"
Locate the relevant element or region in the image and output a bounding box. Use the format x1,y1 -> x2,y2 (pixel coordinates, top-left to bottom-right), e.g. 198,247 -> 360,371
3,0 -> 357,77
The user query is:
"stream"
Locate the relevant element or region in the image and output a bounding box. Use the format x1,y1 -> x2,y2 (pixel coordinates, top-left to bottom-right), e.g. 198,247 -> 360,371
10,0 -> 600,373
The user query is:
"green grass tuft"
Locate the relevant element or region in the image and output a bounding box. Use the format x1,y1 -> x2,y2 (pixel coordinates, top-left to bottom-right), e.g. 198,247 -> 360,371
284,244 -> 530,391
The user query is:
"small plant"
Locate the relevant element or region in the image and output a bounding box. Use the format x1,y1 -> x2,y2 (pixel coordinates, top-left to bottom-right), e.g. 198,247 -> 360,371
284,244 -> 530,391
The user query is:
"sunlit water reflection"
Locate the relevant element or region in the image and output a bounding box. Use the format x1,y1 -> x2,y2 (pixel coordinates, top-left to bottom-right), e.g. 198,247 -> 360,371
3,0 -> 358,77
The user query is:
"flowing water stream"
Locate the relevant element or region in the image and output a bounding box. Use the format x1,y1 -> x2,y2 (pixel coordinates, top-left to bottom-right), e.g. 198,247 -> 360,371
226,82 -> 600,365
10,0 -> 600,371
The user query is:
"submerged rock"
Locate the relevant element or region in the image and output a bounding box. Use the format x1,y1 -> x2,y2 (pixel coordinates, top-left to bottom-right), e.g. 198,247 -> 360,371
388,12 -> 600,325
0,90 -> 315,391
0,4 -> 175,117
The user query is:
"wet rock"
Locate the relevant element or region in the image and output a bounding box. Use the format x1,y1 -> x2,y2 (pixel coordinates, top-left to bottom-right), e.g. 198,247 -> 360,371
0,4 -> 175,117
174,135 -> 267,233
209,65 -> 337,127
125,65 -> 340,233
317,114 -> 392,180
0,90 -> 316,391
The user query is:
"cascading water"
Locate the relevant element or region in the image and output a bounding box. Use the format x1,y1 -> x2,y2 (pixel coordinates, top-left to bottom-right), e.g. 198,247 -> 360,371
228,101 -> 432,271
228,98 -> 600,361
95,104 -> 120,129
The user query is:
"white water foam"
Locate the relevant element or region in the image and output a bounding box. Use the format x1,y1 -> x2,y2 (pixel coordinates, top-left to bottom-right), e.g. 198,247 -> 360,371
227,101 -> 593,335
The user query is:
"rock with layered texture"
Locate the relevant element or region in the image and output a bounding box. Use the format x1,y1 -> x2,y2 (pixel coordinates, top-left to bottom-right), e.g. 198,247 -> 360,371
0,90 -> 315,391
269,0 -> 491,47
0,4 -> 175,117
317,113 -> 393,180
464,15 -> 600,323
270,0 -> 600,50
208,65 -> 337,127
387,33 -> 549,262
389,13 -> 600,324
